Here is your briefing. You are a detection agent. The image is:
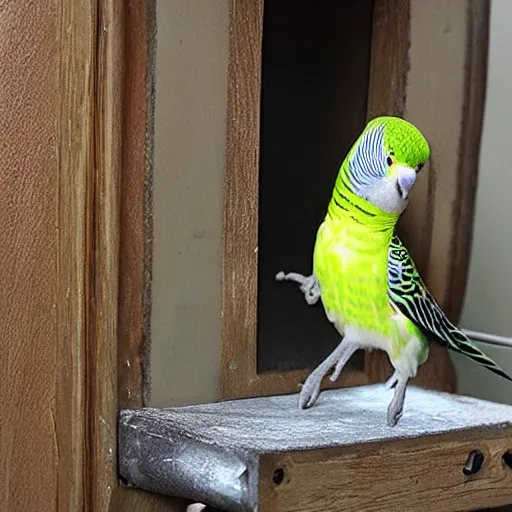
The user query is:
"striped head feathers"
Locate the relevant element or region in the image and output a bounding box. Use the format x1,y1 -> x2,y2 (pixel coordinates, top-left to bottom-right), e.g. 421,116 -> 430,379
342,116 -> 430,214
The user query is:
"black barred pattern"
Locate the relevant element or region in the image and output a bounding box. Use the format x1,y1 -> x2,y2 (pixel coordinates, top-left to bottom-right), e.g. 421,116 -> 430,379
347,123 -> 387,193
388,235 -> 512,381
334,185 -> 376,217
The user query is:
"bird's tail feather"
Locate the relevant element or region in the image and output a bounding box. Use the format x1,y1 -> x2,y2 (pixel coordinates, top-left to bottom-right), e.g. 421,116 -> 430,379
444,326 -> 512,382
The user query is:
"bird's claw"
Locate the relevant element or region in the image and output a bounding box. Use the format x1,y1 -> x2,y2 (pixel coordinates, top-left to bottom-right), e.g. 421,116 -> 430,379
275,271 -> 321,305
387,404 -> 404,427
298,341 -> 359,410
299,370 -> 324,409
386,373 -> 408,427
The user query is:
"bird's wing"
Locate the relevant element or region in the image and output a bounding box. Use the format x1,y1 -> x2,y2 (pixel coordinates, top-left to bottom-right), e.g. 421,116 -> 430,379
387,234 -> 511,381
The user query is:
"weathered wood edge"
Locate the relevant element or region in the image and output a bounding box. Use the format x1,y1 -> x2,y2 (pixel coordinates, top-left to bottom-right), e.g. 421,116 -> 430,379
221,0 -> 264,399
56,1 -> 96,509
86,0 -> 123,509
117,0 -> 156,410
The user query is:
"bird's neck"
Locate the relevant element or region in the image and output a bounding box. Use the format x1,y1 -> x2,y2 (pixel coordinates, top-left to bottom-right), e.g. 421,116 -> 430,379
325,172 -> 399,240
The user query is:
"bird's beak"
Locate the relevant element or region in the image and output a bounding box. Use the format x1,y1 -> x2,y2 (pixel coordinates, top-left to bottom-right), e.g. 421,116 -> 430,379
396,165 -> 417,200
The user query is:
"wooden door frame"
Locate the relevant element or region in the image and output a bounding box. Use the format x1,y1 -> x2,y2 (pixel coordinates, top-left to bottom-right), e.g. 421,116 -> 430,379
60,0 -> 153,509
86,2 -> 182,511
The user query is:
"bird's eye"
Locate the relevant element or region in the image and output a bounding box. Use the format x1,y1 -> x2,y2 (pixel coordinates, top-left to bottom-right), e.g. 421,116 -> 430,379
386,156 -> 393,166
416,163 -> 424,172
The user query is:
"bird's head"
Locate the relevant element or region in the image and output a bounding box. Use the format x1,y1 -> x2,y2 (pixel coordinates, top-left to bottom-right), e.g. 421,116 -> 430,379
343,116 -> 430,214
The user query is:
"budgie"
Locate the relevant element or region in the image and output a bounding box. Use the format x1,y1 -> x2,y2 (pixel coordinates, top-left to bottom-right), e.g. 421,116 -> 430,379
276,115 -> 511,427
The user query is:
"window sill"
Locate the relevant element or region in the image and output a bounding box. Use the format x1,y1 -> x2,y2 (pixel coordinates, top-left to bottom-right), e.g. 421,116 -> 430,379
119,384 -> 512,512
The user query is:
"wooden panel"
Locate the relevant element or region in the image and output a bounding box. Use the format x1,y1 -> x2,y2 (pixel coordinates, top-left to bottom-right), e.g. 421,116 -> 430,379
0,2 -> 93,511
0,1 -> 198,511
367,0 -> 410,117
259,430 -> 512,512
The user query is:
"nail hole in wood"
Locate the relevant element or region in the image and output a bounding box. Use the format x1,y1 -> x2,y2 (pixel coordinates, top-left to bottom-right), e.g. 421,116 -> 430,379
502,450 -> 512,468
463,450 -> 485,476
273,467 -> 285,486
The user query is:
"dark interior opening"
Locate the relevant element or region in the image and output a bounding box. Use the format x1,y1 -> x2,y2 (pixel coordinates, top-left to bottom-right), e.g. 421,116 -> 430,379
257,0 -> 376,373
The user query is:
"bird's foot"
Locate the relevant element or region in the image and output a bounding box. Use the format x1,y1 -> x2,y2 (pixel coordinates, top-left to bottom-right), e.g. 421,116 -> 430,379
299,340 -> 358,409
275,271 -> 320,305
387,373 -> 408,427
299,365 -> 327,409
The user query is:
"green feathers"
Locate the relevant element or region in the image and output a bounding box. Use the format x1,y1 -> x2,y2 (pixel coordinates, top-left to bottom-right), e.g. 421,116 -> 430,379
371,116 -> 430,170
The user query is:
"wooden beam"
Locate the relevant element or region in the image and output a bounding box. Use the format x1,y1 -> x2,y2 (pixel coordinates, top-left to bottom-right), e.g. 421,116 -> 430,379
86,0 -> 123,509
57,2 -> 96,509
221,0 -> 264,399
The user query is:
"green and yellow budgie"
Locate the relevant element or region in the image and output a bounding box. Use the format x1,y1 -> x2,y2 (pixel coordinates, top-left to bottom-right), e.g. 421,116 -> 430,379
276,115 -> 511,427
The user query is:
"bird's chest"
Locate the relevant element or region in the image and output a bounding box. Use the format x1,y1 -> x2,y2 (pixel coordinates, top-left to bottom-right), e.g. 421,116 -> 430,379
313,223 -> 392,332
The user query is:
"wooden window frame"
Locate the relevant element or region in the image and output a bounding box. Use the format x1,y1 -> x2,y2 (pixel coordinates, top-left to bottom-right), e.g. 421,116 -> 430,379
220,0 -> 490,400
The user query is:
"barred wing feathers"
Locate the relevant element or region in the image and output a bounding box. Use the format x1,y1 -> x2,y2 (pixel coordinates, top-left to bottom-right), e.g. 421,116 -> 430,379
387,235 -> 511,381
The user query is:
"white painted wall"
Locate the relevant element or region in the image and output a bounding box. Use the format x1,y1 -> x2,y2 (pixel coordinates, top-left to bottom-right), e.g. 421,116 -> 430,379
453,0 -> 512,404
150,0 -> 229,407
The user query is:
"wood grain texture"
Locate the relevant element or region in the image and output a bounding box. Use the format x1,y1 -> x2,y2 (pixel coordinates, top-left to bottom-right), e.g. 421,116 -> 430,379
118,0 -> 155,410
367,0 -> 410,118
259,429 -> 512,512
221,0 -> 264,399
56,1 -> 96,510
0,2 -> 94,511
87,0 -> 123,509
